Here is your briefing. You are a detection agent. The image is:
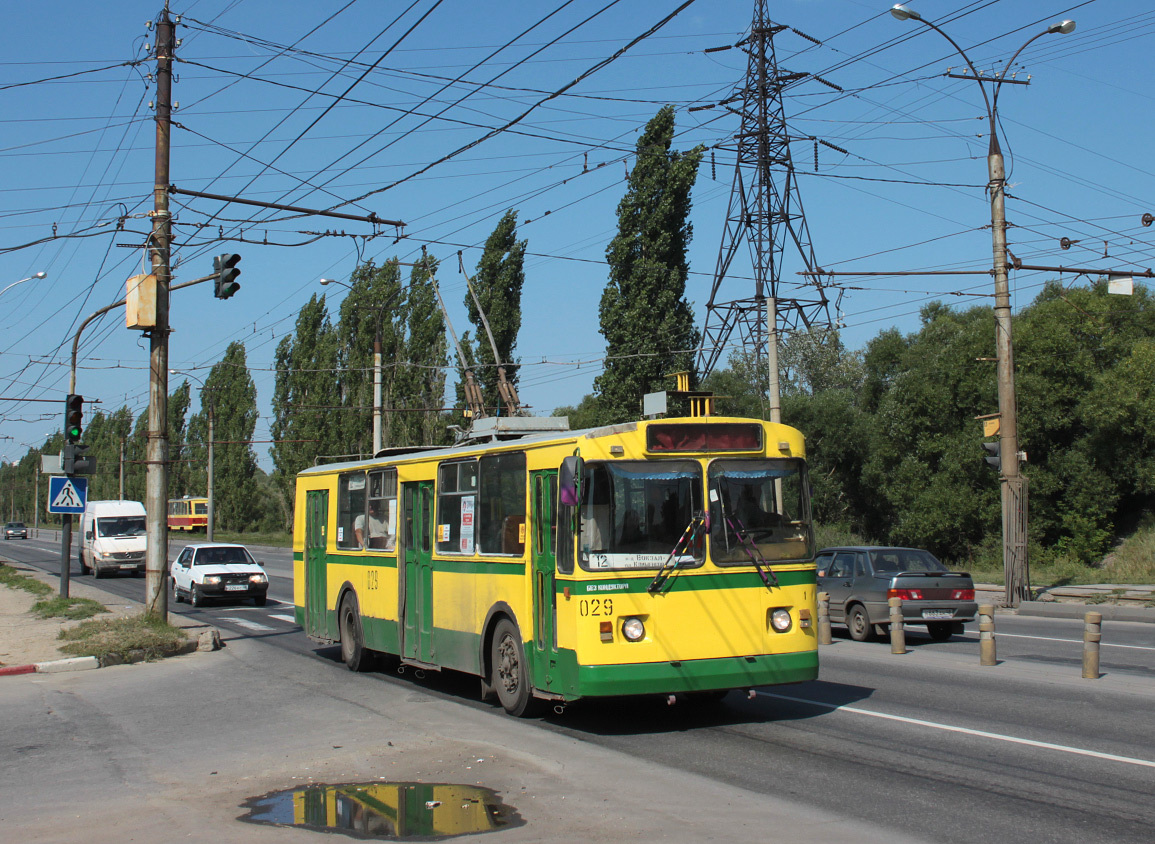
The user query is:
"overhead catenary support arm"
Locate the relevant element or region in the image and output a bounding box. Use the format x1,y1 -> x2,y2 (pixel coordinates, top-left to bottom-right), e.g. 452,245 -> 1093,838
430,274 -> 486,421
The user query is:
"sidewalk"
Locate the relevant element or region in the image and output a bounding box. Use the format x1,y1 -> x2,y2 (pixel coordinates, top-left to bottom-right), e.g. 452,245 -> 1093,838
976,582 -> 1155,623
0,557 -> 215,674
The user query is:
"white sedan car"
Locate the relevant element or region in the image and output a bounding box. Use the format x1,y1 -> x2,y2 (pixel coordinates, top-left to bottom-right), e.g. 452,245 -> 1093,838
170,542 -> 269,607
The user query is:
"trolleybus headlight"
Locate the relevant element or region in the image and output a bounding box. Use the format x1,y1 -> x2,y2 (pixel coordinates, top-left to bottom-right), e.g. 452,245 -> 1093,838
770,608 -> 793,633
621,617 -> 646,642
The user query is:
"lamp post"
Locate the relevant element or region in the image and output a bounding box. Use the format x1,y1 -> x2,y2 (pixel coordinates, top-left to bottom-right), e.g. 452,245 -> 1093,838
891,5 -> 1075,606
321,276 -> 407,456
171,370 -> 215,541
0,271 -> 47,298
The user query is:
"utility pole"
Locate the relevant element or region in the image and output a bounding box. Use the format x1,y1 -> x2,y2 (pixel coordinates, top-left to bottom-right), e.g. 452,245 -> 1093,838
144,4 -> 175,620
119,438 -> 125,500
206,402 -> 214,541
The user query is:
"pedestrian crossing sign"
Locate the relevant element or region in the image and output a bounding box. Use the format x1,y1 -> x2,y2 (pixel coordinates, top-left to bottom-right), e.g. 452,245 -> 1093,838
48,476 -> 88,514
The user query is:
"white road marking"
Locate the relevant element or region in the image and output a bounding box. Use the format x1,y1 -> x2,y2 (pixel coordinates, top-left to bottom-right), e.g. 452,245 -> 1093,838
997,632 -> 1155,651
218,617 -> 274,632
269,613 -> 297,624
757,691 -> 1155,769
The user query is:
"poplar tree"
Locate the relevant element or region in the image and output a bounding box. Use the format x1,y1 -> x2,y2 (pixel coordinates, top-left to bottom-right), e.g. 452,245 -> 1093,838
460,210 -> 526,414
595,105 -> 704,424
271,293 -> 341,518
187,342 -> 259,531
334,260 -> 406,456
396,255 -> 449,446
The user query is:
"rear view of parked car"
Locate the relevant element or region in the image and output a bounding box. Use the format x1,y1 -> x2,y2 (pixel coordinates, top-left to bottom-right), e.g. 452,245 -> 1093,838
816,546 -> 976,641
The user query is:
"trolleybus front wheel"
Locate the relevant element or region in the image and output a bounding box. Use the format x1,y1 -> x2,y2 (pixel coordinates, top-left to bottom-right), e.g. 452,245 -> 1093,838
491,618 -> 540,717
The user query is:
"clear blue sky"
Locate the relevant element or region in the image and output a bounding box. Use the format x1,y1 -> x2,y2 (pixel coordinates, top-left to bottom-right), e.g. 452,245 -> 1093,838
1,0 -> 1150,469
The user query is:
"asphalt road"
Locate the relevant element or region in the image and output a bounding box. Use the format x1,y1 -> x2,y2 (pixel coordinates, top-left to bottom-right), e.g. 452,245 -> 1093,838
5,531 -> 1154,844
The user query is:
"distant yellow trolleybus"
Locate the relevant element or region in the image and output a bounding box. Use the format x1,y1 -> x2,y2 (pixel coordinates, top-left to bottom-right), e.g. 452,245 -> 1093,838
293,414 -> 818,715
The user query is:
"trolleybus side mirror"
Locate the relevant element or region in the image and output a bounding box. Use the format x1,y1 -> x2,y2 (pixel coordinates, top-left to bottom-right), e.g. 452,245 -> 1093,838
559,456 -> 582,507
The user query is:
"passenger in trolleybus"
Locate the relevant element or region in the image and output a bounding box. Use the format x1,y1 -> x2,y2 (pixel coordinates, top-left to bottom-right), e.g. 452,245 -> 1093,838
355,499 -> 392,549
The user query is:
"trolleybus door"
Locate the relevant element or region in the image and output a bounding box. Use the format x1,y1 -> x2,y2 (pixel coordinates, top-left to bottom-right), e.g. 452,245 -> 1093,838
304,489 -> 329,639
530,470 -> 559,692
401,481 -> 435,664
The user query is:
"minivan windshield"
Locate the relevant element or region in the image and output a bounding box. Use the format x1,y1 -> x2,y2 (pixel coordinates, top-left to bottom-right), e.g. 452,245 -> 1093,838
97,516 -> 146,538
708,458 -> 813,564
579,460 -> 702,571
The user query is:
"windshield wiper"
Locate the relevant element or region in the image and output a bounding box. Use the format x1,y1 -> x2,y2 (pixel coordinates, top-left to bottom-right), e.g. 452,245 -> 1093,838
716,494 -> 778,592
648,511 -> 708,594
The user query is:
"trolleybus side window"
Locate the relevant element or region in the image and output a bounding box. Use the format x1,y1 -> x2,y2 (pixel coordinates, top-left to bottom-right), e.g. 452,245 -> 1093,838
579,460 -> 702,571
337,471 -> 367,550
478,452 -> 526,555
365,468 -> 398,552
437,460 -> 479,554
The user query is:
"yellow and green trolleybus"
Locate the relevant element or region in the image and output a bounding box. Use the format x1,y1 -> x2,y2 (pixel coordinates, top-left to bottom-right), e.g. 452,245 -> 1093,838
293,413 -> 818,715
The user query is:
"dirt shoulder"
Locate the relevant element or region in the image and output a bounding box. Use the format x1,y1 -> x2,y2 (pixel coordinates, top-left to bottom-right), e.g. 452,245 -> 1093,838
0,559 -> 142,667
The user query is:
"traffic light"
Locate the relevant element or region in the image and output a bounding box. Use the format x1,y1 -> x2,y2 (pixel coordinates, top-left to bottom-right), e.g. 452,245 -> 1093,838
982,441 -> 1000,471
70,443 -> 95,475
65,394 -> 83,443
213,253 -> 241,299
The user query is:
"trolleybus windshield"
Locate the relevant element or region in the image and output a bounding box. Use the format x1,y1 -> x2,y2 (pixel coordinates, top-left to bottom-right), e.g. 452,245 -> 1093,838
708,458 -> 813,564
579,460 -> 702,571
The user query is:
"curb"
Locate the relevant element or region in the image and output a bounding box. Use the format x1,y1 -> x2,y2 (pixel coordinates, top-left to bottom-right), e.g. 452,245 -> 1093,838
1017,601 -> 1155,624
0,656 -> 99,676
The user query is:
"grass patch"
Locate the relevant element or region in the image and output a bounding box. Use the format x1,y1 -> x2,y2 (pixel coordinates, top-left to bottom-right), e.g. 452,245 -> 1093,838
31,596 -> 108,620
0,563 -> 54,597
58,614 -> 188,663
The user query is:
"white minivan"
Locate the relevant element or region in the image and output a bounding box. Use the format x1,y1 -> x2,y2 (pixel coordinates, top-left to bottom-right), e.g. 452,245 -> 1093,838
79,500 -> 147,578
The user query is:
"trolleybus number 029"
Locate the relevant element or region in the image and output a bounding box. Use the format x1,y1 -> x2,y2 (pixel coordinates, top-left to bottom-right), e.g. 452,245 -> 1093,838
579,598 -> 613,617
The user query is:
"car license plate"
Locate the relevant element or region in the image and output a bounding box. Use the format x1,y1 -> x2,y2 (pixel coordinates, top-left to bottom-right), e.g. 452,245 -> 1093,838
922,609 -> 953,619
225,584 -> 247,592
119,564 -> 137,570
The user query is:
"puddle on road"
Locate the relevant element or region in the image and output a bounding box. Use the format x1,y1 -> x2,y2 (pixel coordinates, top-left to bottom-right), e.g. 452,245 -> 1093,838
240,781 -> 523,839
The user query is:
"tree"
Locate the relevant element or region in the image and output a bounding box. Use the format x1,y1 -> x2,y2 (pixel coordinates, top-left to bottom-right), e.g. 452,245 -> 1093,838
460,210 -> 526,415
394,255 -> 449,447
187,342 -> 259,531
595,105 -> 704,424
334,260 -> 407,457
271,293 -> 341,521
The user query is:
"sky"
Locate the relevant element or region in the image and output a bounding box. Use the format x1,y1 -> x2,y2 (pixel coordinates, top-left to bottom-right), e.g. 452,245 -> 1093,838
1,0 -> 1152,471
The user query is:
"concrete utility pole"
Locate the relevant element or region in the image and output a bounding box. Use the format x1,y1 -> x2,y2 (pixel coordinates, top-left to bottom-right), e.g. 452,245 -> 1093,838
890,4 -> 1075,606
144,5 -> 175,620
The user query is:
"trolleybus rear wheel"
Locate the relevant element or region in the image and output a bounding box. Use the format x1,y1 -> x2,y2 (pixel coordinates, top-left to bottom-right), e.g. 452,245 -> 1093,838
491,618 -> 539,717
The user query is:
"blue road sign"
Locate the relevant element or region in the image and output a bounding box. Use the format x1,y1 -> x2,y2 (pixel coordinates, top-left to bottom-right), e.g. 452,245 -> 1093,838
48,476 -> 88,514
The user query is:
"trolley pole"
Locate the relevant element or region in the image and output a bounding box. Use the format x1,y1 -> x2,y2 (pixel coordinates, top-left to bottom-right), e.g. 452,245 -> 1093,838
144,5 -> 175,620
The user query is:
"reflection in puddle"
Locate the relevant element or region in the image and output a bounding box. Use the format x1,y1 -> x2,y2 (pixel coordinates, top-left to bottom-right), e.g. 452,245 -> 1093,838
240,781 -> 522,839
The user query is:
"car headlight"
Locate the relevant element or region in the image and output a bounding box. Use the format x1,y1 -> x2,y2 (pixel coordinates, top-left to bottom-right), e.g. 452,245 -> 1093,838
249,573 -> 267,584
204,575 -> 221,585
621,617 -> 646,642
770,608 -> 793,633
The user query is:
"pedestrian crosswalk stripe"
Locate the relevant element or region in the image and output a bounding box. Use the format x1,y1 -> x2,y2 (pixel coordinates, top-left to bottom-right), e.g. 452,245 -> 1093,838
269,613 -> 296,623
219,617 -> 274,632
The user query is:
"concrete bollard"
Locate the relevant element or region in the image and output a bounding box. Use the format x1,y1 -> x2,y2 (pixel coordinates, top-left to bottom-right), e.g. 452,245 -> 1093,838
817,591 -> 832,645
979,604 -> 996,666
1082,611 -> 1102,679
888,597 -> 906,654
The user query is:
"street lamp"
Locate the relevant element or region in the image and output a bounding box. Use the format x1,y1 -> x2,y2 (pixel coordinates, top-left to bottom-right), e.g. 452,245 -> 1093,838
320,276 -> 406,456
0,271 -> 47,298
171,369 -> 215,541
891,5 -> 1075,606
